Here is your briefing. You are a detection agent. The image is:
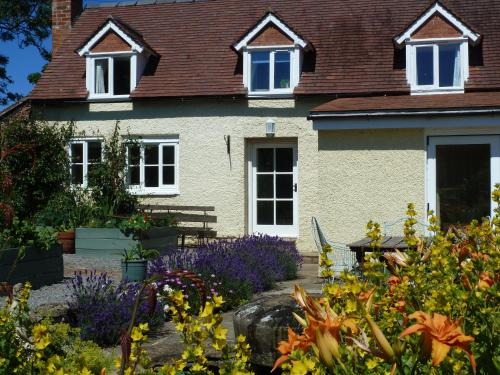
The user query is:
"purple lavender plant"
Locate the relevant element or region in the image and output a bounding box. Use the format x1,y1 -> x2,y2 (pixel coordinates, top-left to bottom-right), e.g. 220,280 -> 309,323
66,271 -> 163,346
148,235 -> 302,309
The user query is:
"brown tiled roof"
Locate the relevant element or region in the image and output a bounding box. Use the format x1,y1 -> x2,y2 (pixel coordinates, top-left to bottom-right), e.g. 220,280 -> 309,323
309,92 -> 500,116
30,0 -> 500,101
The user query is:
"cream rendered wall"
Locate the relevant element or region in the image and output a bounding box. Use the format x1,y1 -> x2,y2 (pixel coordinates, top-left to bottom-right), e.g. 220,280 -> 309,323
317,128 -> 426,244
38,98 -> 323,255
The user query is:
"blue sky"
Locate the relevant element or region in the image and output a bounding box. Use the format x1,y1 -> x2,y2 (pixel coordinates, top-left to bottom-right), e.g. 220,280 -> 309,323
0,0 -> 112,110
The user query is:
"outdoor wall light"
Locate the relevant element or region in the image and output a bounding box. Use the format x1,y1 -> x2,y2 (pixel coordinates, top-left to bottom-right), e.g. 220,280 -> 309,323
266,118 -> 276,137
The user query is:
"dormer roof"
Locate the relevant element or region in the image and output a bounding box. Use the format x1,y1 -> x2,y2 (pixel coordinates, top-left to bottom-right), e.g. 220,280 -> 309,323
394,1 -> 480,46
77,16 -> 156,56
233,12 -> 308,51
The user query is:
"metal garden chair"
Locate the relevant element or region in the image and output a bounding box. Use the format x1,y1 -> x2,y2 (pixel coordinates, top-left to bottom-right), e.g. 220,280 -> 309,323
311,217 -> 358,279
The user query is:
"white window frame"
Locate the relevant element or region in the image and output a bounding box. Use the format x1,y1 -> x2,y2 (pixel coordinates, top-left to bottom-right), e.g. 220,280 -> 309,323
406,38 -> 469,95
126,138 -> 180,196
68,138 -> 103,188
86,52 -> 137,100
244,46 -> 301,97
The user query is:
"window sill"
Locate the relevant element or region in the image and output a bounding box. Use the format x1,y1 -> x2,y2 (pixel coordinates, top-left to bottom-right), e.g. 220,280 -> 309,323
410,88 -> 464,96
87,95 -> 131,102
128,187 -> 180,196
247,92 -> 295,99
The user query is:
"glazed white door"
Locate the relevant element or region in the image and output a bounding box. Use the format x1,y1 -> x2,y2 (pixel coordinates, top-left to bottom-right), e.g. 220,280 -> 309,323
427,135 -> 500,229
249,144 -> 298,237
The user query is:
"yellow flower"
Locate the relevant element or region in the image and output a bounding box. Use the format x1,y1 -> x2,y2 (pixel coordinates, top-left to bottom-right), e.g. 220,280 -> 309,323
32,324 -> 51,350
191,363 -> 206,372
79,368 -> 92,375
214,325 -> 228,341
213,294 -> 224,308
130,327 -> 144,342
139,322 -> 149,332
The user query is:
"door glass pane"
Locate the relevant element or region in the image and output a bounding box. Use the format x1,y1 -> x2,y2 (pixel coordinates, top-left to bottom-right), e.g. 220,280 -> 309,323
163,145 -> 175,164
436,144 -> 490,230
251,51 -> 270,91
276,174 -> 293,198
276,148 -> 293,172
257,201 -> 274,225
163,166 -> 175,185
71,143 -> 83,163
113,57 -> 131,95
257,148 -> 274,172
257,175 -> 274,198
71,165 -> 83,185
145,145 -> 159,164
276,201 -> 293,225
145,166 -> 159,187
439,44 -> 460,87
274,51 -> 291,89
417,46 -> 434,86
88,141 -> 102,163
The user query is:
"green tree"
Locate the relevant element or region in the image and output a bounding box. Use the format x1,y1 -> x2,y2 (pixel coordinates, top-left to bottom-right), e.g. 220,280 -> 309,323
0,0 -> 51,106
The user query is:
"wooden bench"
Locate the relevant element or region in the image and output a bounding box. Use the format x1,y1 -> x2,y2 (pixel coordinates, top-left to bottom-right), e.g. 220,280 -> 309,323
138,205 -> 217,249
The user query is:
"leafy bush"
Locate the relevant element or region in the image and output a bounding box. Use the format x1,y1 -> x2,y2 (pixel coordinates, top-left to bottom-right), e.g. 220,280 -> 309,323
0,117 -> 73,221
87,123 -> 137,219
148,235 -> 302,309
66,271 -> 164,346
273,197 -> 500,374
0,283 -> 112,374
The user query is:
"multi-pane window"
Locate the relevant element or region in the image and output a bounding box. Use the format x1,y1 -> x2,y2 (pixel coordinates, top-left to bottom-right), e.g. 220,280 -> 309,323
92,55 -> 131,97
127,139 -> 179,195
411,42 -> 464,92
250,50 -> 292,94
69,140 -> 102,187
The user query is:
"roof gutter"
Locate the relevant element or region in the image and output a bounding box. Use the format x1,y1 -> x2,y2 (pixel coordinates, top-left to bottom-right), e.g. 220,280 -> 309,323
308,107 -> 500,120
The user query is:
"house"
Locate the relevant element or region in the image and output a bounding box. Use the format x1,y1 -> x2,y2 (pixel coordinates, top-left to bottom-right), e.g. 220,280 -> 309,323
29,0 -> 500,256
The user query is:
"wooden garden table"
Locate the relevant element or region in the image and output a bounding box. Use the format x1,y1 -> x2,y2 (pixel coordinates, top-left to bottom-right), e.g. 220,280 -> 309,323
348,236 -> 410,267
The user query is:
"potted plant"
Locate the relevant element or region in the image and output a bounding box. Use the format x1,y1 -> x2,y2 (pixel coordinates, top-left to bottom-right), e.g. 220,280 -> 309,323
57,227 -> 76,254
121,244 -> 159,282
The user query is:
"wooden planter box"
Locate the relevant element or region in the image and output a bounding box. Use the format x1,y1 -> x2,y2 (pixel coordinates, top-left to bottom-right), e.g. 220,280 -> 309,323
0,245 -> 64,289
75,227 -> 177,259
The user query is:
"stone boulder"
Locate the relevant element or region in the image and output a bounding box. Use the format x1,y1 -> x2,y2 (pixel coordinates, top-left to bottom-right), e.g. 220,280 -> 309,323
233,294 -> 303,367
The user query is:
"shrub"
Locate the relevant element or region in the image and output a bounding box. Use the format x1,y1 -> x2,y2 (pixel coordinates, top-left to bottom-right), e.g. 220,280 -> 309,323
272,197 -> 500,374
66,271 -> 164,346
0,117 -> 73,221
148,235 -> 302,309
0,283 -> 112,374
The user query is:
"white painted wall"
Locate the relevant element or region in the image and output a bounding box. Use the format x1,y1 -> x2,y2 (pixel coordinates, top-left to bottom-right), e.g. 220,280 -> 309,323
37,98 -> 322,254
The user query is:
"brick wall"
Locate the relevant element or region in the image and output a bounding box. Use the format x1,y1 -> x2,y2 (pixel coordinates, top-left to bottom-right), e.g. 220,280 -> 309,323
412,15 -> 461,39
52,0 -> 82,53
91,32 -> 131,53
249,25 -> 294,46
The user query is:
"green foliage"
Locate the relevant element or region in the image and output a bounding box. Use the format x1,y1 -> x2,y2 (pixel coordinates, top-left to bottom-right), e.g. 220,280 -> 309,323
122,243 -> 160,262
0,0 -> 51,105
274,188 -> 500,375
87,123 -> 138,219
0,117 -> 73,221
0,283 -> 113,374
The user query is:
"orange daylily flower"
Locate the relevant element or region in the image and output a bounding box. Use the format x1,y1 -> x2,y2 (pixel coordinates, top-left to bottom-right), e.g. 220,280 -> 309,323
477,272 -> 496,289
400,312 -> 476,371
272,327 -> 309,372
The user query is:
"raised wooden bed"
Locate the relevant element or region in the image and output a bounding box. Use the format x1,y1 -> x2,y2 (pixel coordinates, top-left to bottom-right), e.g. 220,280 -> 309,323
75,227 -> 177,259
0,245 -> 64,289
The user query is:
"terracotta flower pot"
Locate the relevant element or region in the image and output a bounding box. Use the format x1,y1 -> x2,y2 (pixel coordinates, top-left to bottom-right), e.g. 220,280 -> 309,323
58,230 -> 76,254
0,281 -> 13,298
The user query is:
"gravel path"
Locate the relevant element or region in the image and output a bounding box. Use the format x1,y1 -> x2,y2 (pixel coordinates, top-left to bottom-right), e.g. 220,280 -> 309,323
1,254 -> 122,310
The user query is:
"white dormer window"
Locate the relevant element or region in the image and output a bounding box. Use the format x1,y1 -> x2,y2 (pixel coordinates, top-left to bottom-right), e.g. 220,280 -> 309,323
234,13 -> 308,97
91,55 -> 132,98
394,2 -> 480,95
408,40 -> 467,94
77,18 -> 155,100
